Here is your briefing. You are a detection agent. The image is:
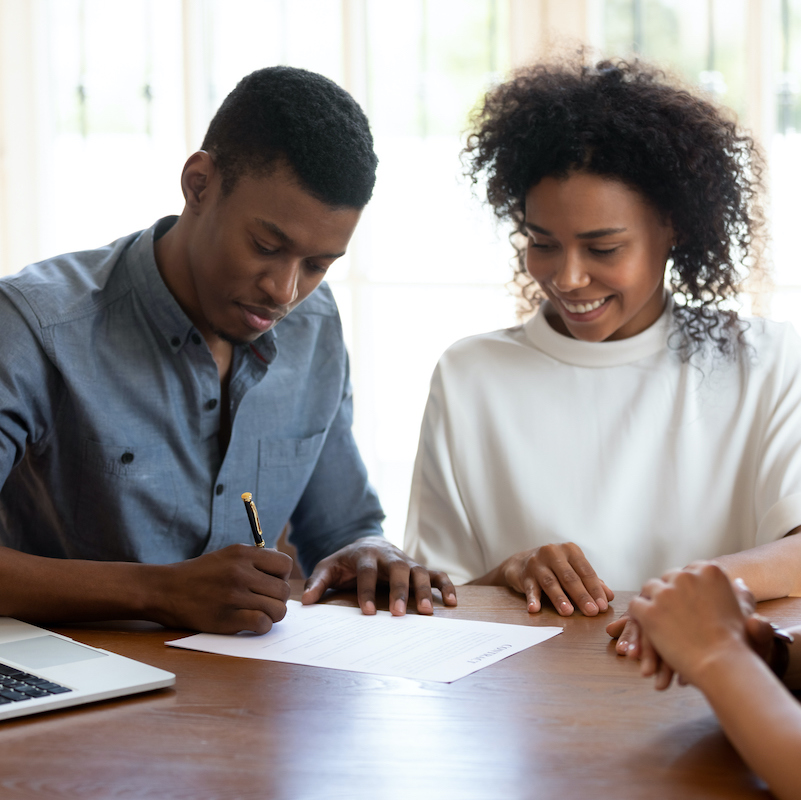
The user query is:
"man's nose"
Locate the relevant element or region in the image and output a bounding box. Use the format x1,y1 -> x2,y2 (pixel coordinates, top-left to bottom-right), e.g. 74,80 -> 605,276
551,250 -> 591,293
260,259 -> 300,307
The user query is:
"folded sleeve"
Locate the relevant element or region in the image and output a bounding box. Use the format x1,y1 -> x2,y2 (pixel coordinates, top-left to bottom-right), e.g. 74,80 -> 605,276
754,324 -> 801,546
0,287 -> 60,489
404,361 -> 486,585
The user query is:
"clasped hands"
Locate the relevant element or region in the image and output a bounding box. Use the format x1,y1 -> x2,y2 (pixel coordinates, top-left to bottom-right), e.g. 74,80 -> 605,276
608,562 -> 779,690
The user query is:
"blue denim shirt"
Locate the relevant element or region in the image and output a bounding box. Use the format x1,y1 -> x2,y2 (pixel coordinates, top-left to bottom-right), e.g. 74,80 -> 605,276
0,217 -> 384,574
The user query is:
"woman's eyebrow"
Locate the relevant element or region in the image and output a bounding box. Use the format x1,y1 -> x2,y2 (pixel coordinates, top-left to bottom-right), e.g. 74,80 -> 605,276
524,222 -> 627,239
575,227 -> 627,239
525,222 -> 552,236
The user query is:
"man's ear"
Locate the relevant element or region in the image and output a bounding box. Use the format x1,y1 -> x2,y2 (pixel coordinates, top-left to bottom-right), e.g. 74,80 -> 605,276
181,151 -> 216,213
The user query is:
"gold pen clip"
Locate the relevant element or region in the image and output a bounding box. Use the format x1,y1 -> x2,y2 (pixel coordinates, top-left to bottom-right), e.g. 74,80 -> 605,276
241,492 -> 265,547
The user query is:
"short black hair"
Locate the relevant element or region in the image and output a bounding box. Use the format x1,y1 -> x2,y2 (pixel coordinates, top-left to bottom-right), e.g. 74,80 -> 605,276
202,66 -> 378,208
464,56 -> 766,359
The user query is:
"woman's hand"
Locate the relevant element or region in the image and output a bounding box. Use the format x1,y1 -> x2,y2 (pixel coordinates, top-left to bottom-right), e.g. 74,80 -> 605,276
489,542 -> 613,616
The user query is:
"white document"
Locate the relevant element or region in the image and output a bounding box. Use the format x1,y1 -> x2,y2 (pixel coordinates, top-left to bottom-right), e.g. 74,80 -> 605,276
167,600 -> 562,683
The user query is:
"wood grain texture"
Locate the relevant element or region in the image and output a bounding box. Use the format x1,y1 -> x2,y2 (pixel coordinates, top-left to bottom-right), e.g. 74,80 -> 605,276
0,584 -> 792,799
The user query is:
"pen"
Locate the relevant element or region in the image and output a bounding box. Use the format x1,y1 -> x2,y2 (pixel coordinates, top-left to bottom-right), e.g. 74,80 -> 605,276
241,492 -> 265,547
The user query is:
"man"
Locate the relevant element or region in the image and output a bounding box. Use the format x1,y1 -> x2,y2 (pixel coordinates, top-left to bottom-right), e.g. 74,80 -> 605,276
0,66 -> 455,634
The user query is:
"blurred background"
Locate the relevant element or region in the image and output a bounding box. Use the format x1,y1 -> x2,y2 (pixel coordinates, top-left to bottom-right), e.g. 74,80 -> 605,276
0,0 -> 799,545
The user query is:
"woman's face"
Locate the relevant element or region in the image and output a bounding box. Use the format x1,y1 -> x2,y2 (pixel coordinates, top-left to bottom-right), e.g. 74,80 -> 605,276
524,172 -> 674,342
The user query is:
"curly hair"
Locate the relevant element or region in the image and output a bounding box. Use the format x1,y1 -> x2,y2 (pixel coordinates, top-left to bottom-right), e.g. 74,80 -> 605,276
463,56 -> 766,359
202,66 -> 378,208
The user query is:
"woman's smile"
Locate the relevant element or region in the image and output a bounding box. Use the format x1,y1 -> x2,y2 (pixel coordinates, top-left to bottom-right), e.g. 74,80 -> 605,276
525,172 -> 674,342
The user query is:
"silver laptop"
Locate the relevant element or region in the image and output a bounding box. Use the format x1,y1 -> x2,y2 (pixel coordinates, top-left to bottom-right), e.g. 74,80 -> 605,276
0,617 -> 175,721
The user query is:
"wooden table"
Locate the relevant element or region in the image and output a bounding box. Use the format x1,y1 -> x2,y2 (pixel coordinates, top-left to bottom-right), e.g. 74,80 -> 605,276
0,584 -> 795,799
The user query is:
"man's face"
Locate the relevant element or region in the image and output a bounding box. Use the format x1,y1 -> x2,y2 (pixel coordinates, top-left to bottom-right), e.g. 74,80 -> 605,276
184,160 -> 362,346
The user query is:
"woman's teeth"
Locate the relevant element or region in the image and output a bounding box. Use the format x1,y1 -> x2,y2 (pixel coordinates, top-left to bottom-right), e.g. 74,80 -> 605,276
563,297 -> 607,314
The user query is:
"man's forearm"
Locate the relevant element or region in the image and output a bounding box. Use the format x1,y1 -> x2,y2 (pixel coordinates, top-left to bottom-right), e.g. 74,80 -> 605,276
0,546 -> 165,623
714,528 -> 801,601
0,544 -> 296,634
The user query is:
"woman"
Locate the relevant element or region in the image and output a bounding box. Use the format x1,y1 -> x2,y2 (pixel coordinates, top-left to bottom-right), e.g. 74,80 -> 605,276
629,562 -> 801,800
404,57 -> 801,619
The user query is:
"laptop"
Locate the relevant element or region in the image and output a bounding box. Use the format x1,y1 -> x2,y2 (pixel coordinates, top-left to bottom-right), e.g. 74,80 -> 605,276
0,617 -> 175,721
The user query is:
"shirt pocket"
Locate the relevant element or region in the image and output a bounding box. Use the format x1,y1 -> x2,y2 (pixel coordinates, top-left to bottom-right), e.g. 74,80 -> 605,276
256,431 -> 326,536
74,439 -> 178,562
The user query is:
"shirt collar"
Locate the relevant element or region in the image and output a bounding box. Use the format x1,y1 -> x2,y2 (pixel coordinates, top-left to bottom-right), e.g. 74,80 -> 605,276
125,216 -> 277,364
524,294 -> 673,367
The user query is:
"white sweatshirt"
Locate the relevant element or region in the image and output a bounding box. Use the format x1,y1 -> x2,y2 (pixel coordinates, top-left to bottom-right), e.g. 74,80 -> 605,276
405,302 -> 801,589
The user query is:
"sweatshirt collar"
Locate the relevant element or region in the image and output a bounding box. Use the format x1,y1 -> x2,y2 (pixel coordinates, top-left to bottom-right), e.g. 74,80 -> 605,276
524,295 -> 672,367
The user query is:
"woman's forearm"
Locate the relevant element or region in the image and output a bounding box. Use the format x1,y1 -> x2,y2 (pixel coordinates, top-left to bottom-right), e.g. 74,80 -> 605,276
714,529 -> 801,601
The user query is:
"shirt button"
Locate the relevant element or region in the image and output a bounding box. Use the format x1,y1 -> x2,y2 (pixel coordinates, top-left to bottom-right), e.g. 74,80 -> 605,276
215,484 -> 224,496
206,398 -> 218,411
171,336 -> 180,347
121,452 -> 134,464
192,334 -> 202,345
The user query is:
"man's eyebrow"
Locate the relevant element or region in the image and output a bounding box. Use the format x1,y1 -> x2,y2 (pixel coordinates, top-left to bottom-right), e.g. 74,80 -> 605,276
525,222 -> 627,240
255,218 -> 294,246
254,218 -> 346,260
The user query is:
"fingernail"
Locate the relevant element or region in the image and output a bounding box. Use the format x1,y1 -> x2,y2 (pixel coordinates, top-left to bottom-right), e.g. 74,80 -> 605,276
617,639 -> 628,653
560,601 -> 573,614
627,643 -> 636,653
393,599 -> 406,615
364,601 -> 376,615
584,600 -> 598,615
420,598 -> 432,612
528,601 -> 539,613
596,597 -> 608,612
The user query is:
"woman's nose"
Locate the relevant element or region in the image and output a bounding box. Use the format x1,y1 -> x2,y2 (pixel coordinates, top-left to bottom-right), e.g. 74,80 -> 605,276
551,251 -> 591,293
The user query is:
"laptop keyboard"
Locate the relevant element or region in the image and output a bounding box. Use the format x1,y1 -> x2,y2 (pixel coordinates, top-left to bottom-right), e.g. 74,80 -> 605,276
0,663 -> 72,704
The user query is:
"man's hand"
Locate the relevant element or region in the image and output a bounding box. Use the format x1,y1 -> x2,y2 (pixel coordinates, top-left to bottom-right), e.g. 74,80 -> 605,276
155,544 -> 292,634
301,536 -> 457,616
489,542 -> 613,616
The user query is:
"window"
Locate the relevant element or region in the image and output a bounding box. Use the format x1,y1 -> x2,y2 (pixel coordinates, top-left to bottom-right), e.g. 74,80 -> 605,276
0,0 -> 515,546
2,0 -> 800,546
600,0 -> 801,327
